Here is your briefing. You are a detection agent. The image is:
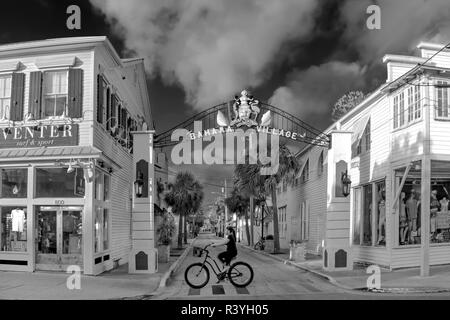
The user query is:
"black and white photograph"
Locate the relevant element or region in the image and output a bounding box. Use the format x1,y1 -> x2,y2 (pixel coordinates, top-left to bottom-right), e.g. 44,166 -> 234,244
2,0 -> 450,312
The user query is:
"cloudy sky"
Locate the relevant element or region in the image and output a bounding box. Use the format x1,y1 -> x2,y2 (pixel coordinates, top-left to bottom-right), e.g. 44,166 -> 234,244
2,0 -> 450,207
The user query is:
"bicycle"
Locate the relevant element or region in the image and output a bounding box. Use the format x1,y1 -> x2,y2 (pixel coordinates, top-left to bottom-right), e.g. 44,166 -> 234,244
254,237 -> 265,250
185,243 -> 254,289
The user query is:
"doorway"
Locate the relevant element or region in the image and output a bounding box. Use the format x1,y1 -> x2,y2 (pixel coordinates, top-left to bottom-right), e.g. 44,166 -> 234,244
35,206 -> 83,271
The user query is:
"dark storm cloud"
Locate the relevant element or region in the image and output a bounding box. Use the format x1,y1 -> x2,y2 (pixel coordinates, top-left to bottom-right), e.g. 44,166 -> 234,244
89,0 -> 320,109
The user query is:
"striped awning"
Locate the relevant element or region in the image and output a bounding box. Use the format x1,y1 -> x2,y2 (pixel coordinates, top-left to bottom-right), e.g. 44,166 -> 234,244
0,146 -> 102,162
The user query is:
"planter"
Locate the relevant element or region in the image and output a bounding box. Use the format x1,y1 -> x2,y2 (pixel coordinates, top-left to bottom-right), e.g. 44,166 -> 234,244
289,243 -> 305,262
158,244 -> 171,263
264,239 -> 274,253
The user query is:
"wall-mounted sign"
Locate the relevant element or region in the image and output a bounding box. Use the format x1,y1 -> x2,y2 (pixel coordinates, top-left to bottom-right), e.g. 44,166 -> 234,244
351,160 -> 360,169
0,124 -> 78,149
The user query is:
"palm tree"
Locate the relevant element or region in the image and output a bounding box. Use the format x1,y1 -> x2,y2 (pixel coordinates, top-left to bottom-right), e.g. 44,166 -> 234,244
184,180 -> 203,244
225,187 -> 250,245
164,172 -> 204,249
235,144 -> 300,253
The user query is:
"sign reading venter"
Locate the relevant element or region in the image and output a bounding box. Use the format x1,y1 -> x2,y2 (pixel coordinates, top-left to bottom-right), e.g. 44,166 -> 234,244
0,124 -> 79,148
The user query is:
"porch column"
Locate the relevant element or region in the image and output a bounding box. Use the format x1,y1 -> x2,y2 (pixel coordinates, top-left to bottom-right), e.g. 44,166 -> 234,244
128,130 -> 158,274
323,130 -> 353,271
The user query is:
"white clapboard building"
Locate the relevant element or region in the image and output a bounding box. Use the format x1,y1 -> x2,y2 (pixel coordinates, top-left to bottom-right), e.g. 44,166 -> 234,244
277,41 -> 450,270
0,37 -> 154,275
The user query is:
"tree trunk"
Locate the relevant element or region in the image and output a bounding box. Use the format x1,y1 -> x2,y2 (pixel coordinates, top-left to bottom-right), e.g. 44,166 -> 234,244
177,212 -> 183,249
249,196 -> 254,246
184,211 -> 188,244
244,211 -> 251,246
271,188 -> 280,253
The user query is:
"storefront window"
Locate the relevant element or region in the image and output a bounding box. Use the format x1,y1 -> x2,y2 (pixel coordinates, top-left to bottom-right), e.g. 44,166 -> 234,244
362,185 -> 372,245
1,168 -> 27,198
95,207 -> 110,253
352,188 -> 361,245
103,209 -> 109,250
353,180 -> 386,246
36,168 -> 83,198
399,161 -> 450,246
0,206 -> 27,252
375,181 -> 386,246
95,170 -> 111,201
62,211 -> 82,254
396,162 -> 422,245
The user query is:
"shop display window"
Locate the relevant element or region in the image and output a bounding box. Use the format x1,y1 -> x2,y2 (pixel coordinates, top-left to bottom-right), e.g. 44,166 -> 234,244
352,179 -> 386,246
1,168 -> 27,198
95,207 -> 110,253
95,170 -> 110,201
375,181 -> 386,246
0,206 -> 27,252
397,161 -> 450,246
352,188 -> 361,245
362,185 -> 372,245
396,162 -> 422,246
35,168 -> 83,198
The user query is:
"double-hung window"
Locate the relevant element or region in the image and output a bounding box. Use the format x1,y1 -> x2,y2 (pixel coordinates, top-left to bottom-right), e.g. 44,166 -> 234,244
436,81 -> 450,119
0,75 -> 11,120
43,70 -> 68,118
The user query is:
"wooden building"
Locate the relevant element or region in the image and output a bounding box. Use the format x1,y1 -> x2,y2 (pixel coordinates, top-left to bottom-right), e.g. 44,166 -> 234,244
278,41 -> 450,270
0,37 -> 153,275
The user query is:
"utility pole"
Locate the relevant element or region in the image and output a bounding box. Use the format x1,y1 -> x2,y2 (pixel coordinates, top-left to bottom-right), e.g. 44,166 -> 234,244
421,74 -> 431,277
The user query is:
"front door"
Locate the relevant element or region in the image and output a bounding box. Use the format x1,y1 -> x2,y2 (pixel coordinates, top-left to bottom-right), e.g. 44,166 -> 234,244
35,206 -> 83,271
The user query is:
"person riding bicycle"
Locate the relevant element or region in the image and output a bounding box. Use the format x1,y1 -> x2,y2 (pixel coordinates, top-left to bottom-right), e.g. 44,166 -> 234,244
211,226 -> 237,279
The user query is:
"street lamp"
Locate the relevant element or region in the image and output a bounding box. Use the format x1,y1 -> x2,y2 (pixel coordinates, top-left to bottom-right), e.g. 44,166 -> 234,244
341,170 -> 352,197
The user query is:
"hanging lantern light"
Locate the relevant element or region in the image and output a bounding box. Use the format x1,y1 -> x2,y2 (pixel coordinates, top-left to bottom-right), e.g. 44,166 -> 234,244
134,171 -> 144,198
341,170 -> 352,197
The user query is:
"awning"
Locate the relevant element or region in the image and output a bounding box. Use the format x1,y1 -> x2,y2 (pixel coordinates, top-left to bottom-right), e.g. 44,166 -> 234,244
351,114 -> 370,145
0,146 -> 102,162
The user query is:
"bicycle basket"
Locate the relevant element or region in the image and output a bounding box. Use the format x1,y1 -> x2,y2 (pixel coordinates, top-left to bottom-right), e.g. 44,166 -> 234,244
193,247 -> 203,257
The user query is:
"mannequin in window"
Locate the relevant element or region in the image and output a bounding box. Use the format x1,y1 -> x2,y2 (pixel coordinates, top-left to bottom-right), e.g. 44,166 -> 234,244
430,189 -> 440,241
440,196 -> 449,214
399,192 -> 408,245
406,189 -> 418,242
377,190 -> 386,245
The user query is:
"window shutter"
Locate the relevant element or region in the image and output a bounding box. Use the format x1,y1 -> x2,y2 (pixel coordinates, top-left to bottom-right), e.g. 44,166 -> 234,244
29,71 -> 43,119
10,72 -> 25,121
121,108 -> 127,130
106,88 -> 111,130
117,104 -> 122,129
68,68 -> 83,118
111,94 -> 116,128
97,74 -> 104,123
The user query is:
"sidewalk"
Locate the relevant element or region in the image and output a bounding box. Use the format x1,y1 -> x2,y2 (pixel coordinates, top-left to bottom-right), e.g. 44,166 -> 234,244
239,243 -> 450,293
0,240 -> 195,300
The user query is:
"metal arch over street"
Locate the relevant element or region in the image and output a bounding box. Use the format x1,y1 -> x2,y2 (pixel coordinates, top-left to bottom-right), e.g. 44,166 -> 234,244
154,95 -> 330,149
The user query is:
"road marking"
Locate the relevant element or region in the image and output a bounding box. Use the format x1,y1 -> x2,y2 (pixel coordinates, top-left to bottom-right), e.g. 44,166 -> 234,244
212,285 -> 225,295
235,287 -> 250,294
188,288 -> 200,295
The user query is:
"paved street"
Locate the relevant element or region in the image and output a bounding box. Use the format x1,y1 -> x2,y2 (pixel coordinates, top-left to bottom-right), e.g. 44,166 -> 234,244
152,233 -> 450,300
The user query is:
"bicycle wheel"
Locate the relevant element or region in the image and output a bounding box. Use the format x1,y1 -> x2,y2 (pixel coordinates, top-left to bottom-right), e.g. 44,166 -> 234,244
228,261 -> 254,287
184,263 -> 210,289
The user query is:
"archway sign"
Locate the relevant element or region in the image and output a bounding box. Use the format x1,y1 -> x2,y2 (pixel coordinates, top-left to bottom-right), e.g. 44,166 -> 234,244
154,89 -> 330,151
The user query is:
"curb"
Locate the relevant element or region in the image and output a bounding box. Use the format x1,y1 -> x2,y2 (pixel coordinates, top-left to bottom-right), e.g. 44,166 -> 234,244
155,239 -> 197,292
238,244 -> 354,291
